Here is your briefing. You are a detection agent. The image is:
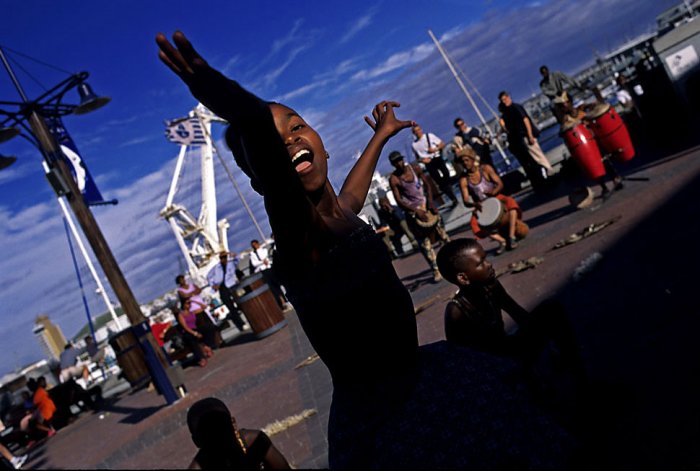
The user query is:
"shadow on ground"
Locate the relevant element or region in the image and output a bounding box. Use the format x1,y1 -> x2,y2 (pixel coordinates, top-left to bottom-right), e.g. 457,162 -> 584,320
546,168 -> 700,468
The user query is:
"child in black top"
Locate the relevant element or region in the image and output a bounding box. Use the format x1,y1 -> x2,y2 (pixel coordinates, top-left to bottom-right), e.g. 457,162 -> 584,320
437,238 -> 587,384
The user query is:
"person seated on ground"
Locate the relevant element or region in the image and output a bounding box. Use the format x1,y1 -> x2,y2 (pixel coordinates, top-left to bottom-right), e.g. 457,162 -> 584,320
58,343 -> 89,384
157,31 -> 578,469
25,378 -> 55,439
457,147 -> 525,254
177,301 -> 211,367
436,238 -> 587,390
0,443 -> 27,470
186,397 -> 290,470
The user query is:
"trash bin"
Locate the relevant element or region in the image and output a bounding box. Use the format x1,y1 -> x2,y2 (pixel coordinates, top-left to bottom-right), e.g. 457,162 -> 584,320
235,273 -> 288,339
109,329 -> 150,389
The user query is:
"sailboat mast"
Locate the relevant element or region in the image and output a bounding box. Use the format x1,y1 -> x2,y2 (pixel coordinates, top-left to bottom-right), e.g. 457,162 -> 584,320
427,29 -> 510,165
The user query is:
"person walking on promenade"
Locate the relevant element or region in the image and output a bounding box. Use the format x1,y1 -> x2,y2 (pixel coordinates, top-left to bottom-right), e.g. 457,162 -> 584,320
498,91 -> 553,192
156,31 -> 577,469
411,124 -> 459,208
186,397 -> 291,469
453,117 -> 493,167
388,151 -> 450,282
207,251 -> 248,332
539,65 -> 581,125
457,147 -> 526,254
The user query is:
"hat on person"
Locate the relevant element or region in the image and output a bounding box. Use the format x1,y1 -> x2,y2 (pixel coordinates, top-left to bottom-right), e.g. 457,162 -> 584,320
388,151 -> 404,164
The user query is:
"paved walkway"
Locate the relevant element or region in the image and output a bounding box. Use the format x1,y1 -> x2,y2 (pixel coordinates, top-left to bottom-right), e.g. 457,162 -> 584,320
23,138 -> 700,469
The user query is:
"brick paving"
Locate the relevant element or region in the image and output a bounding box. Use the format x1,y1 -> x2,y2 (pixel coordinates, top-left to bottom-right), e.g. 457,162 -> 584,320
22,137 -> 700,469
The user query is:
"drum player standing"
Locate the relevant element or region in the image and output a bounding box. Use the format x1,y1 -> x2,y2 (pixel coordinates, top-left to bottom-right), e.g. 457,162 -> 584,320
389,150 -> 451,282
457,147 -> 526,254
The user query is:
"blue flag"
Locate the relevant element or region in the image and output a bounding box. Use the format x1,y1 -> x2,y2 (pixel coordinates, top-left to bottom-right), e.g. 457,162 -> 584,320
47,117 -> 107,206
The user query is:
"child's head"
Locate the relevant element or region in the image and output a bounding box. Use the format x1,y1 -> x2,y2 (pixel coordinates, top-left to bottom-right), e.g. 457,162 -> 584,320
187,397 -> 237,449
225,102 -> 328,196
437,238 -> 495,287
175,274 -> 186,286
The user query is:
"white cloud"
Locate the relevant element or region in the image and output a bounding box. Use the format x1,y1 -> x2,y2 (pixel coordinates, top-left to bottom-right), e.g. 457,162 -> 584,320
119,135 -> 154,147
339,9 -> 376,44
351,42 -> 434,81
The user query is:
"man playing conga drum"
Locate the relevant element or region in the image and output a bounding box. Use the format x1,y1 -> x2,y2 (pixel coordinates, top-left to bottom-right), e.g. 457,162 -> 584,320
457,148 -> 527,254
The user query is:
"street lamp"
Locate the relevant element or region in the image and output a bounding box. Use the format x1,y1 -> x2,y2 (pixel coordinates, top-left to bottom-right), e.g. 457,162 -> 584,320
0,46 -> 180,405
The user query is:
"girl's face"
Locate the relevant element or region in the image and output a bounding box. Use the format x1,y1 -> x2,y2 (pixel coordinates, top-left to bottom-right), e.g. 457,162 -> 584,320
459,152 -> 477,172
270,103 -> 328,193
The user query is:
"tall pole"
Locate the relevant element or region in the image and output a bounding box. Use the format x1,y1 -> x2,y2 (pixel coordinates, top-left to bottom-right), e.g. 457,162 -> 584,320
427,30 -> 510,165
62,217 -> 97,342
203,121 -> 267,241
0,47 -> 179,404
48,170 -> 122,331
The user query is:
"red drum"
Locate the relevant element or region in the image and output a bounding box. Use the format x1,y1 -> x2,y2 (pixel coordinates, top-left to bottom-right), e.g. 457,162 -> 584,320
586,103 -> 635,162
560,121 -> 606,180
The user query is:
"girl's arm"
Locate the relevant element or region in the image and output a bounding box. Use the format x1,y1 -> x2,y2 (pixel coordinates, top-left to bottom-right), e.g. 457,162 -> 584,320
157,32 -> 316,270
339,101 -> 414,213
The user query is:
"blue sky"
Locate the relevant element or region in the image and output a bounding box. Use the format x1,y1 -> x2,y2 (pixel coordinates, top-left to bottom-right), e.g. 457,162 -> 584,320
0,0 -> 672,374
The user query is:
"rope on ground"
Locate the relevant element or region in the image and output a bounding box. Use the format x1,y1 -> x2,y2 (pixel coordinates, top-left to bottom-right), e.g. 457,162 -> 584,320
261,409 -> 318,436
294,353 -> 320,369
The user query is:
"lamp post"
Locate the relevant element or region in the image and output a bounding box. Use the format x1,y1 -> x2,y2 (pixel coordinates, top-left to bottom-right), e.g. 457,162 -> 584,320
0,47 -> 181,404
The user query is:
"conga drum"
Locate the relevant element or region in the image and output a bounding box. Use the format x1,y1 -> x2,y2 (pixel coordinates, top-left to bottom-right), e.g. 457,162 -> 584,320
234,273 -> 288,339
586,103 -> 635,162
560,120 -> 606,180
477,197 -> 508,232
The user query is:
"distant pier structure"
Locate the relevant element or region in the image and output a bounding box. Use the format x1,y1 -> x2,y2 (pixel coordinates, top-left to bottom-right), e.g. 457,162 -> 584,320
33,315 -> 67,361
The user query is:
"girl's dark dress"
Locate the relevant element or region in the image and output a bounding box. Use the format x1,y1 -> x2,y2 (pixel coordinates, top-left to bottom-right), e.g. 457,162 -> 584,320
195,73 -> 576,470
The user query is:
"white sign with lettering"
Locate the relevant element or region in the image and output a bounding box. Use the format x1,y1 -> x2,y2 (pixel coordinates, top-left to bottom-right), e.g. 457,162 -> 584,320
665,44 -> 699,79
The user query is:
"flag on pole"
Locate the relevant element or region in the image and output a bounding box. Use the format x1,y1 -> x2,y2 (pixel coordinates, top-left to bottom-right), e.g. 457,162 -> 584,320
47,116 -> 108,206
164,116 -> 207,146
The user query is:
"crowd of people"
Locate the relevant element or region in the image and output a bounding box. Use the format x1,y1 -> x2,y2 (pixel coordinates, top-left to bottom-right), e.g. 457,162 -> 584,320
152,31 -> 624,469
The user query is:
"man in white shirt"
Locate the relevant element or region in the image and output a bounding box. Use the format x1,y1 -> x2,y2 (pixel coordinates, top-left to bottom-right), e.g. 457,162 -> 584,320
248,239 -> 292,311
207,251 -> 247,331
248,239 -> 271,274
411,124 -> 458,208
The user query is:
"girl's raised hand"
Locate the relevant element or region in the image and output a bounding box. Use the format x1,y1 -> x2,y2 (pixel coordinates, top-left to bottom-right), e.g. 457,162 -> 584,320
156,31 -> 210,85
156,31 -> 236,117
364,101 -> 415,139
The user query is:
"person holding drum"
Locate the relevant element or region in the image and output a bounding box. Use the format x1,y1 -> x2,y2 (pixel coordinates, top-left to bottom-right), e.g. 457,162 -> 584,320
457,147 -> 526,254
388,150 -> 451,282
